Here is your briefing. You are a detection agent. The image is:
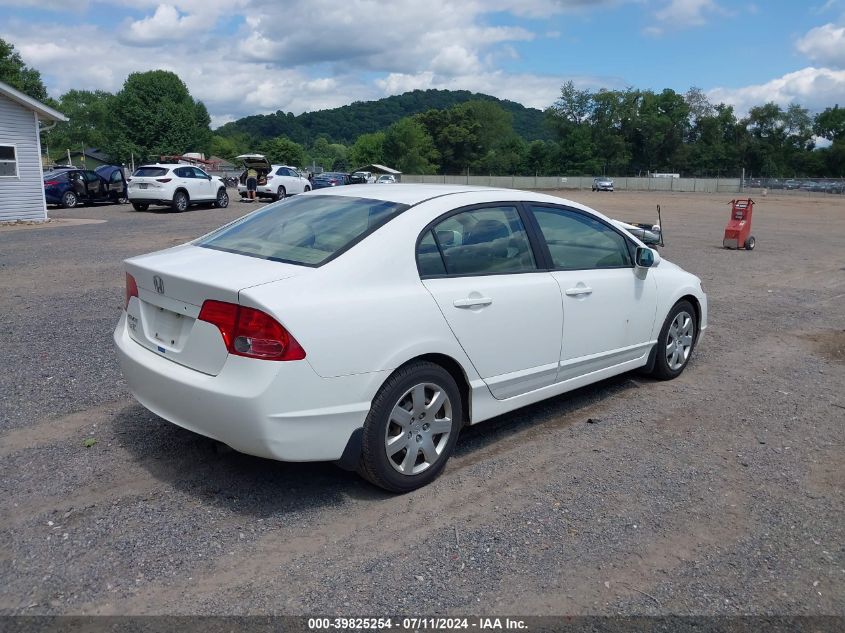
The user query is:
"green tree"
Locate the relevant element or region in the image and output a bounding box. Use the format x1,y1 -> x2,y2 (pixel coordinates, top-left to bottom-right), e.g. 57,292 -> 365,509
814,105 -> 845,141
0,38 -> 48,101
208,133 -> 252,161
107,70 -> 211,162
349,131 -> 385,168
260,136 -> 305,167
383,118 -> 438,174
43,90 -> 113,158
306,136 -> 348,171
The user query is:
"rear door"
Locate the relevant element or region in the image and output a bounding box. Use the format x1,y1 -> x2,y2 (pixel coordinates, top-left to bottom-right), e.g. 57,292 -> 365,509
526,204 -> 657,382
419,204 -> 563,399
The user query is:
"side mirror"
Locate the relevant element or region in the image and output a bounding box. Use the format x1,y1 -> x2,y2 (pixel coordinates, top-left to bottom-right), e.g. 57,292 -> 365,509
635,247 -> 658,268
206,175 -> 212,180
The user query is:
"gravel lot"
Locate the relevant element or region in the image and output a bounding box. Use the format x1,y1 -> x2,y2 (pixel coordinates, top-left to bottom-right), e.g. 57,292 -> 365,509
0,189 -> 843,617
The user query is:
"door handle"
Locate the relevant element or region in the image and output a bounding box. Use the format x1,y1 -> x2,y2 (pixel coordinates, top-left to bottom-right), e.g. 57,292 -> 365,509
565,286 -> 593,296
454,297 -> 493,308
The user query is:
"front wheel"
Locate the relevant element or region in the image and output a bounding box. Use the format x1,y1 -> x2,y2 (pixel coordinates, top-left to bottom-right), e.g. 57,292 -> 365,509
61,191 -> 77,208
651,300 -> 697,380
214,188 -> 229,208
304,185 -> 311,192
172,190 -> 189,212
359,362 -> 462,493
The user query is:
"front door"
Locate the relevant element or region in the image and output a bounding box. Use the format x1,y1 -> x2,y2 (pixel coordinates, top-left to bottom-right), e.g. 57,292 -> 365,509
526,204 -> 657,382
419,204 -> 563,400
191,167 -> 215,200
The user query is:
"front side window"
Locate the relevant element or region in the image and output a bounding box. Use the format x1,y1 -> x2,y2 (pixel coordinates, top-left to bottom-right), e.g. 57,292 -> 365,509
198,195 -> 409,266
529,205 -> 632,270
420,206 -> 536,276
0,145 -> 18,177
192,167 -> 209,179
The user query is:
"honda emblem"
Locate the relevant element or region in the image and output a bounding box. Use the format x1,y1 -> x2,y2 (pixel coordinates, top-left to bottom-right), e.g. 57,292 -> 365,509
153,275 -> 165,295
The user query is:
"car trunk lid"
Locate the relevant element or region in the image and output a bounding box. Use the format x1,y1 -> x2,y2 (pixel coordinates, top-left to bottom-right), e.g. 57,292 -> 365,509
124,244 -> 304,375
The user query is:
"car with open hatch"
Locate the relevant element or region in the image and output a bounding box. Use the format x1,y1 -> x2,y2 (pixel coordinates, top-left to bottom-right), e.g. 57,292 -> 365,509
127,164 -> 228,212
235,154 -> 311,200
114,185 -> 707,492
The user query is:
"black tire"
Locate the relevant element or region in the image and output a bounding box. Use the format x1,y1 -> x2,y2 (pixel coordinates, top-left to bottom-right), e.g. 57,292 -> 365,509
131,202 -> 149,212
214,188 -> 229,208
275,186 -> 286,201
172,190 -> 189,212
745,235 -> 756,250
61,191 -> 77,208
359,361 -> 462,493
651,300 -> 697,380
304,185 -> 311,192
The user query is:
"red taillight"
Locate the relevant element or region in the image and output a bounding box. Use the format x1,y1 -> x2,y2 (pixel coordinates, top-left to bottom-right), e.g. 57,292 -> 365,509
156,178 -> 172,183
198,300 -> 305,361
44,180 -> 59,186
125,273 -> 138,310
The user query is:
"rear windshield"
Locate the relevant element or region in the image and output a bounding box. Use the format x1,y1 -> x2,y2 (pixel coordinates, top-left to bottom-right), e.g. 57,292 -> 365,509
197,195 -> 409,266
133,167 -> 169,177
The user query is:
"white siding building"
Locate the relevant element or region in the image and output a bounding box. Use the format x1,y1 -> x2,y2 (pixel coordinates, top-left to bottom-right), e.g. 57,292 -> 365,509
0,80 -> 68,222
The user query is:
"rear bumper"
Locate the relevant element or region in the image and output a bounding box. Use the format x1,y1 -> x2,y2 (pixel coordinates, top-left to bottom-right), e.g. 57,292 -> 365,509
114,312 -> 381,462
129,190 -> 172,203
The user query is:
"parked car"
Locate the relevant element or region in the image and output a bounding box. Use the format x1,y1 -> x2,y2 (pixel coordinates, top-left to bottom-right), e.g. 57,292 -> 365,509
44,167 -> 124,208
127,164 -> 229,212
783,179 -> 801,190
592,177 -> 614,192
350,171 -> 376,184
376,174 -> 397,184
235,154 -> 311,200
115,185 -> 707,492
312,172 -> 352,189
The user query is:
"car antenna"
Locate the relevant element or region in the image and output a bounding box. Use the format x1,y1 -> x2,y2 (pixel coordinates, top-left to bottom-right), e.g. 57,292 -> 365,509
657,204 -> 664,247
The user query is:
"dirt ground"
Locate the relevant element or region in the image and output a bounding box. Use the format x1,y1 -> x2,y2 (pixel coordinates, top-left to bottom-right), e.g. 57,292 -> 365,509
0,189 -> 843,617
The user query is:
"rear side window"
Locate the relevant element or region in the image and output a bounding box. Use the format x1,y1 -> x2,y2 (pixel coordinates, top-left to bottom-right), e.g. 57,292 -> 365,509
198,195 -> 409,266
420,206 -> 536,276
134,167 -> 168,177
529,205 -> 632,269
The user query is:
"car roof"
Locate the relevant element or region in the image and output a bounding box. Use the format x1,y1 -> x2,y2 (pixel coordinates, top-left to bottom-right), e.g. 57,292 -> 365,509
304,183 -> 579,207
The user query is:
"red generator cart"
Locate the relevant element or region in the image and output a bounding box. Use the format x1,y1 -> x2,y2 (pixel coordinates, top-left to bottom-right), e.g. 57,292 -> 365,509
723,198 -> 756,250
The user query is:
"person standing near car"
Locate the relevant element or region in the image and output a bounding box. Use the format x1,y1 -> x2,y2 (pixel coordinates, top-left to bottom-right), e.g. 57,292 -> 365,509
246,167 -> 258,202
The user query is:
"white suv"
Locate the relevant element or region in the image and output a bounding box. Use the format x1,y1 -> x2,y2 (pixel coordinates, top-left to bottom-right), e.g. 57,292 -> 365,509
236,154 -> 311,201
128,164 -> 229,212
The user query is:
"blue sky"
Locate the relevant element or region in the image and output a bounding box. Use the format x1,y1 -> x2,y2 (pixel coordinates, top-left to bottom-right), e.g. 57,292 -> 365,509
1,0 -> 843,127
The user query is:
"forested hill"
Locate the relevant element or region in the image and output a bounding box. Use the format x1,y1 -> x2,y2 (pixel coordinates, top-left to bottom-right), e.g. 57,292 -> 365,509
216,89 -> 553,144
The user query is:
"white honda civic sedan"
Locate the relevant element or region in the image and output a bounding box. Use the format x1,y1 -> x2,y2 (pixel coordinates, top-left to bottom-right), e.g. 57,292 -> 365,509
114,185 -> 707,492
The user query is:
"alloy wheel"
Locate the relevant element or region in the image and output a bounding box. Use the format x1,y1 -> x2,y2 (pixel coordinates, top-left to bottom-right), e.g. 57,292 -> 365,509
384,383 -> 452,476
666,311 -> 694,371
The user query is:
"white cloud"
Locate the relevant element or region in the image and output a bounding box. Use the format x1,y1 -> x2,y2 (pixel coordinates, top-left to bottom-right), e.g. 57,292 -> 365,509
645,0 -> 729,36
796,23 -> 845,69
708,67 -> 845,116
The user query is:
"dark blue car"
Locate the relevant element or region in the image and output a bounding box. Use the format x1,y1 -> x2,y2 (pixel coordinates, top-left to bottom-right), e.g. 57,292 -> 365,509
44,165 -> 127,208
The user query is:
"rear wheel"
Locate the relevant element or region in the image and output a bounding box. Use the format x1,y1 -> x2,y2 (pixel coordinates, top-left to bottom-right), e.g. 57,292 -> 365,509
214,188 -> 229,208
275,186 -> 286,201
652,300 -> 697,380
359,361 -> 462,493
172,190 -> 189,212
61,191 -> 77,208
131,202 -> 149,212
745,235 -> 756,250
304,185 -> 311,192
